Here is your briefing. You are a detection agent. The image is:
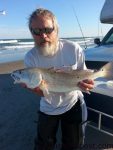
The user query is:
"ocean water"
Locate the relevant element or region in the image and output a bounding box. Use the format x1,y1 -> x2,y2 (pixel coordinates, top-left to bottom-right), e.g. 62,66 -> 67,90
0,37 -> 96,63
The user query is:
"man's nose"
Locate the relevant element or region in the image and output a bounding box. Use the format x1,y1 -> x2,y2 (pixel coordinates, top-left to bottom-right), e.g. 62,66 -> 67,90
40,33 -> 48,38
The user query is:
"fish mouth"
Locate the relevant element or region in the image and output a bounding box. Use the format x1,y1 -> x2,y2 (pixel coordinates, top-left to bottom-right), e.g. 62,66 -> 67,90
11,73 -> 20,82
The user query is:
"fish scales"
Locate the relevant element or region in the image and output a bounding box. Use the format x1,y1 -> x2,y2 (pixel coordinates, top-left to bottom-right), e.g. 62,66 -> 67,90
11,62 -> 113,93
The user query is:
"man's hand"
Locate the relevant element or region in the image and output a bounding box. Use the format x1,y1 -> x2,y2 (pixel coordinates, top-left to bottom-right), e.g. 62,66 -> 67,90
78,79 -> 94,93
32,87 -> 44,96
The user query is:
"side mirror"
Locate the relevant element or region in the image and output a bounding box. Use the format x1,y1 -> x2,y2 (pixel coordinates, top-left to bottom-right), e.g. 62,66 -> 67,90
94,38 -> 101,45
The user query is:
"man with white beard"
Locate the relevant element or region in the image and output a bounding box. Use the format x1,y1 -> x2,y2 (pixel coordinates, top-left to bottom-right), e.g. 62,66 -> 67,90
24,8 -> 94,150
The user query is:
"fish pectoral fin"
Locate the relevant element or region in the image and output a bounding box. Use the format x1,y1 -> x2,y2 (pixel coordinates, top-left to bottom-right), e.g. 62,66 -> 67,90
39,80 -> 52,101
42,88 -> 52,101
38,79 -> 47,88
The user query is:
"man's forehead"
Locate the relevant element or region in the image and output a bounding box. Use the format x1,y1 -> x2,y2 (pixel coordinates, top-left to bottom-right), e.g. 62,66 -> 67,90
33,15 -> 52,21
31,16 -> 53,27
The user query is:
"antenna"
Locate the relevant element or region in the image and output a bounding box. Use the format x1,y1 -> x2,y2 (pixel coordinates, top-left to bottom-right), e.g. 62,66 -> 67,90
98,20 -> 103,39
71,6 -> 87,49
100,26 -> 103,38
98,19 -> 100,37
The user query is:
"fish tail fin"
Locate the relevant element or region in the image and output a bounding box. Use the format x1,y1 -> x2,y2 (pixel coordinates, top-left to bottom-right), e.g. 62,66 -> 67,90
99,62 -> 113,79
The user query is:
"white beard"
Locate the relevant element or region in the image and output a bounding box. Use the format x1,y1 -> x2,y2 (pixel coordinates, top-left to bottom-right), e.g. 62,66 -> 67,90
36,42 -> 58,57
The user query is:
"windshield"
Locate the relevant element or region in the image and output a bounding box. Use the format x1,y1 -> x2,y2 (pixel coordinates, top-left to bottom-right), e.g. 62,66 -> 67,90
101,27 -> 113,45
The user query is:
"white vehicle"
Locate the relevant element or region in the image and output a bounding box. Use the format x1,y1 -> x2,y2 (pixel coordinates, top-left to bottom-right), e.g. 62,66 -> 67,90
85,27 -> 113,62
85,0 -> 113,62
84,0 -> 113,136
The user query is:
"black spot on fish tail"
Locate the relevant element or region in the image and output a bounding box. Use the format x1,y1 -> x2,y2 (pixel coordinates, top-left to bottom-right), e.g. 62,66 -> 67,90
94,69 -> 98,72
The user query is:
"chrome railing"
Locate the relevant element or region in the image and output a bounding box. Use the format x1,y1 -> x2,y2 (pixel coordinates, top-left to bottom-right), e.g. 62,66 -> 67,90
87,107 -> 113,136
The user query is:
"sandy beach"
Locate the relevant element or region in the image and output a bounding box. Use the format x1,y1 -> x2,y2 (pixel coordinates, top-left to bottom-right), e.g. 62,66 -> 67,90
0,60 -> 24,74
0,62 -> 113,150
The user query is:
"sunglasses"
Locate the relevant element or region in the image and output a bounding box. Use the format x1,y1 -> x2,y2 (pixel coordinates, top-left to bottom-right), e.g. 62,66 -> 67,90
31,27 -> 54,36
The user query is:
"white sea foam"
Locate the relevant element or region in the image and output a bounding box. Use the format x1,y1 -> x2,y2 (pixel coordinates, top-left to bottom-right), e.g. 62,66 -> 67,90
4,45 -> 33,49
0,40 -> 18,44
18,42 -> 34,45
0,37 -> 95,63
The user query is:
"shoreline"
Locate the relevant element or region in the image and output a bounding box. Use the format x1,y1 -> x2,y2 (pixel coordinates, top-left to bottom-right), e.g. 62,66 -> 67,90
0,60 -> 24,74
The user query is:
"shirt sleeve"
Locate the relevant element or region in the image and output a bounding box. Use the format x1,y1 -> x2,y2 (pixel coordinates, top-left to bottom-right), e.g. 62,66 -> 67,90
24,51 -> 36,68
